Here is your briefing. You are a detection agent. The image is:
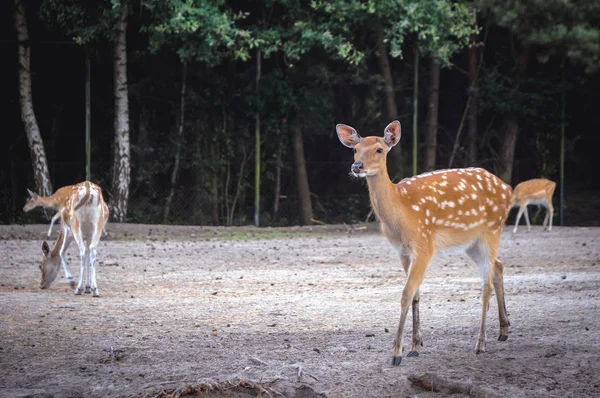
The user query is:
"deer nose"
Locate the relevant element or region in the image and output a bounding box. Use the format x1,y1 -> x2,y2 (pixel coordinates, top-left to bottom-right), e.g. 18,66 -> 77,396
351,162 -> 363,173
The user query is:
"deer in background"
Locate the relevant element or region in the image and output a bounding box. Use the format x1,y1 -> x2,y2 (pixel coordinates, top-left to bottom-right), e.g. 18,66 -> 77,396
336,121 -> 512,366
39,181 -> 109,296
510,178 -> 556,233
24,183 -> 83,237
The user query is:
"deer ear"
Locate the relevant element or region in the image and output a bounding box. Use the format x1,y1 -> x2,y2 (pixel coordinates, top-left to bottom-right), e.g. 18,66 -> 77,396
336,124 -> 362,148
42,241 -> 50,257
27,188 -> 37,198
383,120 -> 401,148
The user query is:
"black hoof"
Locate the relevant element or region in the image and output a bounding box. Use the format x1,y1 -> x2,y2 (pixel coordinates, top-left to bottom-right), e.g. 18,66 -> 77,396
476,349 -> 484,354
498,334 -> 508,342
407,351 -> 419,357
392,356 -> 402,366
69,281 -> 76,288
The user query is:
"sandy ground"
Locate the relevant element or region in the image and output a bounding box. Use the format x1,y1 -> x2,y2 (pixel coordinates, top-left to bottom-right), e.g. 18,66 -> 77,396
0,223 -> 599,398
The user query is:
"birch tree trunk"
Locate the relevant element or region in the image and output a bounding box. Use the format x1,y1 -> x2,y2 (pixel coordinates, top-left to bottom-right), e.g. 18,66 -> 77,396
163,61 -> 187,223
111,3 -> 131,222
424,58 -> 440,172
291,115 -> 313,225
14,0 -> 52,197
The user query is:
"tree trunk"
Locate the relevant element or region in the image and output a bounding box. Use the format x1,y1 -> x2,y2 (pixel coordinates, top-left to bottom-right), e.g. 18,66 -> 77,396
273,130 -> 284,217
111,3 -> 131,222
163,61 -> 187,223
467,33 -> 479,165
291,115 -> 313,225
412,49 -> 419,176
375,29 -> 402,178
498,44 -> 530,185
498,112 -> 518,183
424,58 -> 440,172
254,49 -> 261,226
14,0 -> 52,197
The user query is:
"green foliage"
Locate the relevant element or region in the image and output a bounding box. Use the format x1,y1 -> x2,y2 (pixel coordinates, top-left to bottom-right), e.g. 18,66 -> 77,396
142,0 -> 251,64
476,0 -> 600,72
40,0 -> 122,44
309,0 -> 477,65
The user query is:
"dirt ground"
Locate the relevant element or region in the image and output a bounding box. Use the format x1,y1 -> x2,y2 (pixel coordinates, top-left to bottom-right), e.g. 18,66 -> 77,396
0,223 -> 599,398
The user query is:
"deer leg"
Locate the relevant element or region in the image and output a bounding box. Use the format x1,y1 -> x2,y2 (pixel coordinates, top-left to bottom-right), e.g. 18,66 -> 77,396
48,212 -> 61,237
70,225 -> 87,295
59,228 -> 75,287
467,239 -> 495,354
493,259 -> 510,341
399,254 -> 422,357
84,247 -> 92,294
89,246 -> 99,297
512,205 -> 526,233
523,206 -> 531,231
545,203 -> 554,231
392,250 -> 432,366
75,248 -> 86,295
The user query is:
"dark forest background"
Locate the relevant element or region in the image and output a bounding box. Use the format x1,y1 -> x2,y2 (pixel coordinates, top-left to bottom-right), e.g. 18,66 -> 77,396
2,0 -> 599,227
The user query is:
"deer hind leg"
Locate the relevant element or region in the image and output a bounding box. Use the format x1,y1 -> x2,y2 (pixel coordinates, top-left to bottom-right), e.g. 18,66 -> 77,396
466,238 -> 496,354
88,217 -> 105,297
493,259 -> 510,341
88,246 -> 99,297
392,249 -> 432,366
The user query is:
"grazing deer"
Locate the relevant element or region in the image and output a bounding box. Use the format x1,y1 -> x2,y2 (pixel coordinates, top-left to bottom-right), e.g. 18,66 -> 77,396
336,121 -> 512,366
24,183 -> 83,237
510,178 -> 556,233
40,181 -> 109,296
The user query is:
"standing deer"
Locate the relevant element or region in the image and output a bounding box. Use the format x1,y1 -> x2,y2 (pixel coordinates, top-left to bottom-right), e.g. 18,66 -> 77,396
336,121 -> 512,366
40,181 -> 109,296
510,178 -> 556,233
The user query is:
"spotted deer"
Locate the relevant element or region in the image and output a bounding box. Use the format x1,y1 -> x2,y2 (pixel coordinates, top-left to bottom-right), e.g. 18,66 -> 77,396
510,178 -> 556,233
40,181 -> 109,296
336,121 -> 512,366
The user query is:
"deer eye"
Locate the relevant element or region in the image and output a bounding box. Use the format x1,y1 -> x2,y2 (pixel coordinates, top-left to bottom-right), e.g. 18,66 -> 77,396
353,148 -> 357,153
376,148 -> 384,153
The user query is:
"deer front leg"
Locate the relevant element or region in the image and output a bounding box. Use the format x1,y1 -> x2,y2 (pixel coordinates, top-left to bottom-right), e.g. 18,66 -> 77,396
392,251 -> 431,366
512,205 -> 527,233
59,228 -> 75,287
48,212 -> 61,237
523,206 -> 531,231
399,254 -> 422,357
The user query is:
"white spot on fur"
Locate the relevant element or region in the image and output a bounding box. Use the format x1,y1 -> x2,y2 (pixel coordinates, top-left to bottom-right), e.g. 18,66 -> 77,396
412,205 -> 420,211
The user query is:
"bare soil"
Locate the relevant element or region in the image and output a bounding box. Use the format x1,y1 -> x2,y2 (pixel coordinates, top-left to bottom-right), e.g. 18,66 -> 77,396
1,223 -> 599,398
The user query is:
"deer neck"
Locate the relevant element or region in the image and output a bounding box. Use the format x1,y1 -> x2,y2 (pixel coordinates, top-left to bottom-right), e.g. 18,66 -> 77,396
365,171 -> 408,226
38,195 -> 61,210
